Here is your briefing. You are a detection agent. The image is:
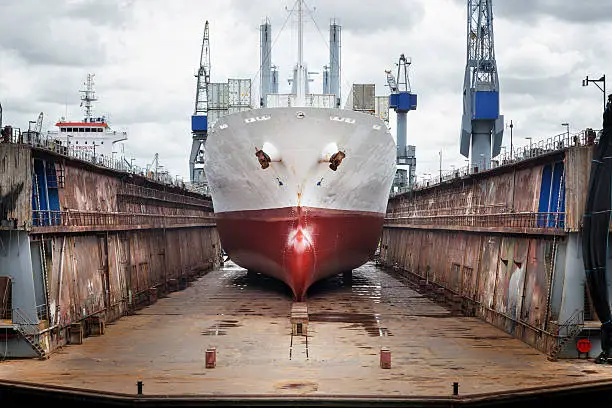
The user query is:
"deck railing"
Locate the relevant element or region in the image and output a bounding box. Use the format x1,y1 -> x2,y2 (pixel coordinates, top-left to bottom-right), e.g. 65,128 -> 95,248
32,210 -> 216,229
117,183 -> 213,209
384,211 -> 565,230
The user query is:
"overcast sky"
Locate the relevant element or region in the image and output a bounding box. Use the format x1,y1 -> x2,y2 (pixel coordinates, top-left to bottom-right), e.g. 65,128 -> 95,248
1,0 -> 610,182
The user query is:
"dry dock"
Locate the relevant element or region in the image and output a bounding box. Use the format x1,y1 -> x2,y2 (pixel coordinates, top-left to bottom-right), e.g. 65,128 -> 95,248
1,260 -> 611,406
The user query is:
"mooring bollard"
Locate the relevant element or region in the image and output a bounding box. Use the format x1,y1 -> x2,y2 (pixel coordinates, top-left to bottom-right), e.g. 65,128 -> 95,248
137,380 -> 143,395
453,381 -> 459,396
205,347 -> 217,368
380,347 -> 391,369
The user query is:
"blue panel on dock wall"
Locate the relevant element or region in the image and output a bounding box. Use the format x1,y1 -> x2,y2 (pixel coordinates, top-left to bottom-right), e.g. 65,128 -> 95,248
473,91 -> 499,120
46,162 -> 61,226
191,115 -> 207,132
549,162 -> 565,227
537,164 -> 553,227
32,159 -> 49,226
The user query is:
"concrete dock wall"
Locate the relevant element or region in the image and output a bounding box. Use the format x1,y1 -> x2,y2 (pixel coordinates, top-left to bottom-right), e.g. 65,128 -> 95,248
381,145 -> 604,357
0,142 -> 220,358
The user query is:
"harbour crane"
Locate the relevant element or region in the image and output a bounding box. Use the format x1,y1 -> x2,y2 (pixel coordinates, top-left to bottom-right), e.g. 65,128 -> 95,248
34,112 -> 43,134
460,0 -> 504,172
189,20 -> 211,186
386,54 -> 417,189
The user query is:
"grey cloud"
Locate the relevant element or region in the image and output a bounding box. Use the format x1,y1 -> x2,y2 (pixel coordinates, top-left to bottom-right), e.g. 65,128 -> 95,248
228,0 -> 424,34
501,74 -> 574,101
495,0 -> 612,23
67,0 -> 135,27
0,0 -> 135,66
454,0 -> 612,24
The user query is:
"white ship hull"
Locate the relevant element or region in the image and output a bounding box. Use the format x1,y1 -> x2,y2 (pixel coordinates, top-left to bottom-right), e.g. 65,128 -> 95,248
204,107 -> 396,299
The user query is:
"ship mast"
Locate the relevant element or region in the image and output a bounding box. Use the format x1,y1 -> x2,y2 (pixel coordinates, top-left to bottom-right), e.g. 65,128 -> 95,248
295,0 -> 306,106
79,73 -> 97,122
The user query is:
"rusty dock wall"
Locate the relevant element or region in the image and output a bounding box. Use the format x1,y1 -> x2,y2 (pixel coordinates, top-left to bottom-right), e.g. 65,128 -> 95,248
380,142 -> 601,358
0,140 -> 220,359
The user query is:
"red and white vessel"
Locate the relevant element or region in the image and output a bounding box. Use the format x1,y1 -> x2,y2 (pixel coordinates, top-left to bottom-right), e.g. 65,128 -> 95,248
47,74 -> 127,157
204,1 -> 396,300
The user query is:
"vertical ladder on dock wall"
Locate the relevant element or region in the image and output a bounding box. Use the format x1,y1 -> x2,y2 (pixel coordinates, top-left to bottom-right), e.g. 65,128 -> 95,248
555,167 -> 565,228
39,240 -> 50,322
32,173 -> 41,226
56,162 -> 65,188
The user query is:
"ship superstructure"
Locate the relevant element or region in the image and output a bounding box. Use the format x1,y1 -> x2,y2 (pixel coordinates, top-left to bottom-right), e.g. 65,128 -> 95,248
47,74 -> 127,158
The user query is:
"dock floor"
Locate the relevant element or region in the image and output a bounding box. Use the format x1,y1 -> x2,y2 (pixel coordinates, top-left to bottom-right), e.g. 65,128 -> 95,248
1,261 -> 611,397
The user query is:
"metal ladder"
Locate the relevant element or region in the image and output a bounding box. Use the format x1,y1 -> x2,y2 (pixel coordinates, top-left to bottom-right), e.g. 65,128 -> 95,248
39,240 -> 51,322
554,165 -> 565,228
548,309 -> 584,361
32,173 -> 41,226
13,308 -> 47,359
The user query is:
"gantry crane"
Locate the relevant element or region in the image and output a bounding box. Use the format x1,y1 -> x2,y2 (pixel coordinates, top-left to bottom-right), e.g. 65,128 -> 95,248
460,0 -> 504,172
386,54 -> 417,189
189,20 -> 211,186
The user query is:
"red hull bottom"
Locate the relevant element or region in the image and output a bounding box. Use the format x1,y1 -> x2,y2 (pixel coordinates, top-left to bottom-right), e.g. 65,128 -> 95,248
216,207 -> 384,300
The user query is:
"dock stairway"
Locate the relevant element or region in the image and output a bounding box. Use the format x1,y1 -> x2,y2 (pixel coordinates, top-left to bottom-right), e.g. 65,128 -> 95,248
13,308 -> 47,359
548,309 -> 584,362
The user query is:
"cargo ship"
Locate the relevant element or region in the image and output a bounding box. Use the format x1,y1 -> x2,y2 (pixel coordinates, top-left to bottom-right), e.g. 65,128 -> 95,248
203,0 -> 396,300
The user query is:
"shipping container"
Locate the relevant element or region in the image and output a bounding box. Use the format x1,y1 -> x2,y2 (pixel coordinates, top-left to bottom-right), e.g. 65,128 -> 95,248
375,95 -> 390,122
352,84 -> 375,111
207,83 -> 229,110
228,79 -> 252,107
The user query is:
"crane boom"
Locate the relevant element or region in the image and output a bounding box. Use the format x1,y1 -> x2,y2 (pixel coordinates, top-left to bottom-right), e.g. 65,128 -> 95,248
35,112 -> 43,133
189,20 -> 211,187
194,20 -> 210,116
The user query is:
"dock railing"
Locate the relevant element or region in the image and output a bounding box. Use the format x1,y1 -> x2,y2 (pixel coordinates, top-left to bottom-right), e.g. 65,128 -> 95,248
393,128 -> 600,196
1,127 -> 201,194
32,210 -> 216,229
384,211 -> 565,230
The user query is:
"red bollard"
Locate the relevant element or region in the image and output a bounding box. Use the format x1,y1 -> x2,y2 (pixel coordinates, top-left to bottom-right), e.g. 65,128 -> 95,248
380,347 -> 391,369
205,347 -> 216,369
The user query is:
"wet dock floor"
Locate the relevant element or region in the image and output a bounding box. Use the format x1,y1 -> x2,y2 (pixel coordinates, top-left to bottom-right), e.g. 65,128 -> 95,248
0,261 -> 611,397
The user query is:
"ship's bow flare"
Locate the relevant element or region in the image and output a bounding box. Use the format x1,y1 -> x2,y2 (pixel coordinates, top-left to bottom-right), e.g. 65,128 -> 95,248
205,107 -> 396,299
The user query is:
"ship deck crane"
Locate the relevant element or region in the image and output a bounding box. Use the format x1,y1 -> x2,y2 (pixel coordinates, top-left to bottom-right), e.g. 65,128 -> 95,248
189,20 -> 211,186
460,0 -> 503,172
386,54 -> 417,189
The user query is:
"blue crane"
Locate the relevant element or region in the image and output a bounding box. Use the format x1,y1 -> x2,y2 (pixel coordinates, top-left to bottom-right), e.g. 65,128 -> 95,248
460,0 -> 503,172
189,20 -> 211,185
386,54 -> 417,189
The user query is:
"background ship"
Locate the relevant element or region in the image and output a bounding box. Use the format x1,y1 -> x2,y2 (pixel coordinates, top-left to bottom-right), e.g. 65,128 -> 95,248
203,0 -> 396,300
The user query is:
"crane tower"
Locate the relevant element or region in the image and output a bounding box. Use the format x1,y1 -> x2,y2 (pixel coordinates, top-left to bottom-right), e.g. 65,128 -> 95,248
460,0 -> 503,172
189,20 -> 211,186
387,54 -> 417,189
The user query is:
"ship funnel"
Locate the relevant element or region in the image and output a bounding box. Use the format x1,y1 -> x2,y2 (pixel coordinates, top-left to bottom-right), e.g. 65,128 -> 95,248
260,18 -> 272,107
329,19 -> 341,108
